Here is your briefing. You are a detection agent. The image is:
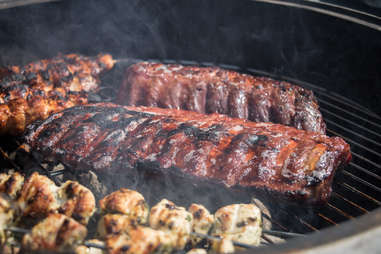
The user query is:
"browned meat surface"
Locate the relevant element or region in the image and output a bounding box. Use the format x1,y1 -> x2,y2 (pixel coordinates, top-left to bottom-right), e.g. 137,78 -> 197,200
24,103 -> 351,203
0,53 -> 114,135
99,188 -> 149,224
21,213 -> 87,252
0,172 -> 97,225
117,62 -> 326,134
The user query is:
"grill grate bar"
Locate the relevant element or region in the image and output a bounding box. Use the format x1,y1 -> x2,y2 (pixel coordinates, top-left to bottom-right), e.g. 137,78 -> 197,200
320,108 -> 381,139
318,98 -> 381,129
331,192 -> 368,214
315,91 -> 381,121
341,170 -> 381,193
269,207 -> 317,233
294,216 -> 319,232
325,118 -> 381,147
263,216 -> 289,232
326,203 -> 353,219
348,162 -> 381,181
338,182 -> 381,206
317,213 -> 337,226
351,152 -> 381,169
281,209 -> 319,232
252,200 -> 290,232
351,151 -> 381,169
327,129 -> 381,158
0,147 -> 21,171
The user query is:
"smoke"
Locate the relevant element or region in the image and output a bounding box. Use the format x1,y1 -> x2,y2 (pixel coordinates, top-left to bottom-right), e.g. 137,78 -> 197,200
0,0 -> 379,239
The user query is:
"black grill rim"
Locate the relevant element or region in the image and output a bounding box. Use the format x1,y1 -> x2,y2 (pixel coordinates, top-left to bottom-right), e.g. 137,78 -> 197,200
1,0 -> 381,253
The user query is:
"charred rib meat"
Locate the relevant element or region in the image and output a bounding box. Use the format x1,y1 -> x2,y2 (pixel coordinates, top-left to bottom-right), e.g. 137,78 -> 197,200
117,62 -> 326,133
0,53 -> 114,135
24,103 -> 351,203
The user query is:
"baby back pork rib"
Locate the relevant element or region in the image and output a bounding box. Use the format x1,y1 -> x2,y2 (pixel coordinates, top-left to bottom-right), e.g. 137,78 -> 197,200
0,53 -> 114,135
24,103 -> 351,204
117,62 -> 326,134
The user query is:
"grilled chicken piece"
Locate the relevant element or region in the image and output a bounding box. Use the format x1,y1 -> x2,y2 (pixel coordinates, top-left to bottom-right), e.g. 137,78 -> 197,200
24,103 -> 351,203
14,172 -> 95,224
21,213 -> 87,252
97,214 -> 138,238
0,195 -> 14,245
213,204 -> 262,246
149,199 -> 193,249
106,226 -> 173,254
58,180 -> 96,225
188,204 -> 214,245
0,53 -> 114,136
75,239 -> 105,254
99,188 -> 149,224
0,172 -> 24,199
186,249 -> 208,254
118,62 -> 326,133
211,237 -> 235,254
17,172 -> 59,219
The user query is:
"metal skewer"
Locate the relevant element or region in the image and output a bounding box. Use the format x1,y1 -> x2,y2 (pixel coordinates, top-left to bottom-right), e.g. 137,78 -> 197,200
5,227 -> 107,250
7,226 -> 294,250
190,232 -> 257,249
0,147 -> 21,171
262,229 -> 304,239
6,226 -> 255,250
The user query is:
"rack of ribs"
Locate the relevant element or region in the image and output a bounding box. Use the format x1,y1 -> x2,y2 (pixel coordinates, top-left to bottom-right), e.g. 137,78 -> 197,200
23,103 -> 351,204
117,62 -> 326,134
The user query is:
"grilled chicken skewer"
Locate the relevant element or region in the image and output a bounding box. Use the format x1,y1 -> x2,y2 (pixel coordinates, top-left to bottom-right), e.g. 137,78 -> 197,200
3,217 -> 105,254
3,186 -> 299,254
96,188 -> 263,253
97,188 -> 149,238
0,195 -> 16,246
22,213 -> 88,252
0,53 -> 114,136
0,171 -> 96,225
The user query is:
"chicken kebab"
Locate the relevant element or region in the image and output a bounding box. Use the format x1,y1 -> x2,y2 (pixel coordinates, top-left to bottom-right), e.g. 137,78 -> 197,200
0,171 -> 96,232
0,182 -> 265,254
0,53 -> 114,135
92,188 -> 263,254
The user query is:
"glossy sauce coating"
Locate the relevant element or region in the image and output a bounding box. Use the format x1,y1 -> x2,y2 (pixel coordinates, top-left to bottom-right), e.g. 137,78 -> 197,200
25,103 -> 351,204
118,62 -> 326,134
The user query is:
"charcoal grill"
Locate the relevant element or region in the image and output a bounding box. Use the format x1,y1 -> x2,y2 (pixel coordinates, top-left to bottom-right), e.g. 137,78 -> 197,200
0,0 -> 380,253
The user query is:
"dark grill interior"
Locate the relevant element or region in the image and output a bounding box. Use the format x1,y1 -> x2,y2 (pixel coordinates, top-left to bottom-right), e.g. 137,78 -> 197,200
94,58 -> 381,235
1,58 -> 379,247
0,0 -> 380,252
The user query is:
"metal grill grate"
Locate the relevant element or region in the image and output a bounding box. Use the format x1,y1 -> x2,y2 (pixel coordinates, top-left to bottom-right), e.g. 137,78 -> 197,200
0,58 -> 380,242
240,62 -> 381,234
142,58 -> 381,235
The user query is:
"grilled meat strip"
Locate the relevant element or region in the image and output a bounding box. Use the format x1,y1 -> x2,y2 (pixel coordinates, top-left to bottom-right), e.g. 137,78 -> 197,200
24,103 -> 351,203
0,53 -> 114,135
117,62 -> 326,134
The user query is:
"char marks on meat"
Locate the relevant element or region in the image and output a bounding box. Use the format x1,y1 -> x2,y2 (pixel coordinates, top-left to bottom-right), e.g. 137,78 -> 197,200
0,53 -> 114,135
117,62 -> 326,134
24,103 -> 351,204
